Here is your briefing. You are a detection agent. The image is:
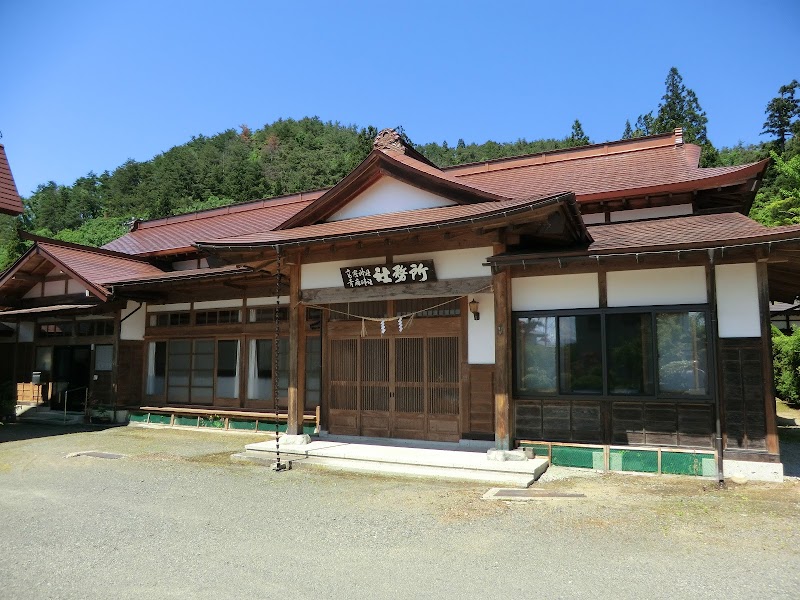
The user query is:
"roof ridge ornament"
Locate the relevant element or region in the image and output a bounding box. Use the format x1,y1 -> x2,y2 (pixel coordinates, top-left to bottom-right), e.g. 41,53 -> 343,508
674,127 -> 684,146
373,128 -> 413,154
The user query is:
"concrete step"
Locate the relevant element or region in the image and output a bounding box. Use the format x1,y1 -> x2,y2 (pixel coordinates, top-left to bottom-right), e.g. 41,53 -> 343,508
235,439 -> 548,488
16,406 -> 84,425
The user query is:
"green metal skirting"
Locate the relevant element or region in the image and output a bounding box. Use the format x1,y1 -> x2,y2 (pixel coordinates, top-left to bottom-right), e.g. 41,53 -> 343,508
517,440 -> 716,477
148,413 -> 172,425
661,451 -> 715,476
609,449 -> 658,473
129,412 -> 148,423
174,415 -> 199,427
551,446 -> 604,469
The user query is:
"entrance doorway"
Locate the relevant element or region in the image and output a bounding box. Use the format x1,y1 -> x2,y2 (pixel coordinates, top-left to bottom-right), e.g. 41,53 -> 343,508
328,333 -> 461,442
50,345 -> 91,411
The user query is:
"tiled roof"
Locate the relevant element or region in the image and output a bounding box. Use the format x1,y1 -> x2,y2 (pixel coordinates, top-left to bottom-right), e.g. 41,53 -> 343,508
0,144 -> 24,216
586,213 -> 800,253
102,192 -> 322,256
450,143 -> 766,203
38,243 -> 166,289
108,264 -> 249,286
199,193 -> 575,248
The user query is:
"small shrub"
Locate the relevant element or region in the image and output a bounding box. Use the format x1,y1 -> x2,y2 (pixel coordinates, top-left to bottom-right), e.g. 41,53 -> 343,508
772,325 -> 800,406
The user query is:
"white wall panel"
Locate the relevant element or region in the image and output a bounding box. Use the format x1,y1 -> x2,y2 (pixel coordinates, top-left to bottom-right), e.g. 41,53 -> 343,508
608,204 -> 693,223
247,296 -> 290,307
607,267 -> 706,307
147,303 -> 191,312
120,301 -> 146,341
301,256 -> 385,290
194,299 -> 244,310
512,273 -> 599,311
467,292 -> 495,364
716,263 -> 761,338
394,247 -> 492,279
328,178 -> 456,221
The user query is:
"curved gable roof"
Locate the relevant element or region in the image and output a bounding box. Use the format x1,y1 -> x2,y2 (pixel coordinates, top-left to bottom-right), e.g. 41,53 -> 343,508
0,144 -> 24,216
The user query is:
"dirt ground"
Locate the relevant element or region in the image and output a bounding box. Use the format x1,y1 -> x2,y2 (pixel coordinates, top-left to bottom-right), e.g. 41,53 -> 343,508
1,422 -> 799,599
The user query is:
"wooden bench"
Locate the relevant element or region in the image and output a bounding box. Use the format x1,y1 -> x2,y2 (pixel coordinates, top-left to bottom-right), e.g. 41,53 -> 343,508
133,405 -> 319,434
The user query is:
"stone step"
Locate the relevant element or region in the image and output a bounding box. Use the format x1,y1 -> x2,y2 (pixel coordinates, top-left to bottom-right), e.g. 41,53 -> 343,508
235,439 -> 549,488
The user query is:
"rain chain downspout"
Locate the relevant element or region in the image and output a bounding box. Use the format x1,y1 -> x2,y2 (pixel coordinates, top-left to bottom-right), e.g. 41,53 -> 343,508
707,248 -> 725,487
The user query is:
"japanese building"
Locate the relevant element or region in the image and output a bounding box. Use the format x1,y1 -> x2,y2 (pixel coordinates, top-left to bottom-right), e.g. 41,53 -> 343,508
2,128 -> 797,480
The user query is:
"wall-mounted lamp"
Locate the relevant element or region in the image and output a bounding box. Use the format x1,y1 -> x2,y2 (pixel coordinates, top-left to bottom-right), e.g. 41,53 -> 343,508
468,298 -> 480,321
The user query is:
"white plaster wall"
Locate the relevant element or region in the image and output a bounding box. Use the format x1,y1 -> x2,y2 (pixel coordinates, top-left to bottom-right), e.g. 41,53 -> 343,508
172,258 -> 209,270
609,204 -> 693,223
43,280 -> 64,296
67,279 -> 87,294
18,322 -> 34,342
147,302 -> 191,313
328,178 -> 457,222
194,299 -> 244,310
607,267 -> 706,307
301,256 -> 384,290
120,301 -> 147,341
23,283 -> 42,299
394,247 -> 492,280
512,273 -> 600,311
716,262 -> 761,338
468,292 -> 495,364
581,213 -> 606,225
247,296 -> 290,307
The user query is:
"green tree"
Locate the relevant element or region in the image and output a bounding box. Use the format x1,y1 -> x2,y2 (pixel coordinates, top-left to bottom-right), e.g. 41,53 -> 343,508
622,120 -> 633,139
772,325 -> 800,405
567,119 -> 590,147
762,80 -> 799,154
633,112 -> 655,137
749,151 -> 800,226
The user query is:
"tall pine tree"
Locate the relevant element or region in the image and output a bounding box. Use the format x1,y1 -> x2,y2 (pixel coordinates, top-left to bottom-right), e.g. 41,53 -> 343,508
762,80 -> 799,154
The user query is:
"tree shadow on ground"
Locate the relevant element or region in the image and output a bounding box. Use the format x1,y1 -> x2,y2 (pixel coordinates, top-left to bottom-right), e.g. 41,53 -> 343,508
779,427 -> 800,477
0,422 -> 122,444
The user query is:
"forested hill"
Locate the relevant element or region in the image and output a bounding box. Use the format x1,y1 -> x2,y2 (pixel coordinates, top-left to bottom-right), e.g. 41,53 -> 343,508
1,70 -> 798,272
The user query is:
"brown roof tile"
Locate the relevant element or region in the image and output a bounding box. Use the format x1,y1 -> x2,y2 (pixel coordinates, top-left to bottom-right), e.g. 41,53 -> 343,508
451,144 -> 766,204
102,192 -> 322,256
199,193 -> 578,248
38,243 -> 166,290
108,264 -> 249,286
0,144 -> 24,216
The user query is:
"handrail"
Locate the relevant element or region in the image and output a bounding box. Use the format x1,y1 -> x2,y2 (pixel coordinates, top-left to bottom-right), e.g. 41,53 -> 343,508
62,386 -> 89,424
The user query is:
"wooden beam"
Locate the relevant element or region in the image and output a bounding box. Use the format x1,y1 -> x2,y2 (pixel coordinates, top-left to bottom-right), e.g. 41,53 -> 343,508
493,254 -> 512,450
300,276 -> 492,305
286,261 -> 304,436
757,261 -> 780,455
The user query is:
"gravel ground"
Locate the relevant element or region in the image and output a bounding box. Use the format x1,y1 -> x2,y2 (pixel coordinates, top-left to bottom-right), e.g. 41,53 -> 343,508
1,423 -> 799,600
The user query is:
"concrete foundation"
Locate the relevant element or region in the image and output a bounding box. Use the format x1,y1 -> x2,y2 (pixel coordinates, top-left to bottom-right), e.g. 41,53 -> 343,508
723,459 -> 783,483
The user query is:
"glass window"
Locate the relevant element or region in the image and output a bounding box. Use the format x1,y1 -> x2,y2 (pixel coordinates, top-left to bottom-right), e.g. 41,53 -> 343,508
35,346 -> 53,372
146,341 -> 166,395
94,345 -> 113,372
515,316 -> 557,394
247,338 -> 289,401
513,308 -> 708,398
606,313 -> 653,395
305,336 -> 322,408
559,315 -> 602,394
216,340 -> 239,398
657,312 -> 708,395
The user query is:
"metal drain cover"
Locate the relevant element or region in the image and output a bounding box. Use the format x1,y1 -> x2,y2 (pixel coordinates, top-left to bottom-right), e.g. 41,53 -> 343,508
482,487 -> 585,500
66,451 -> 125,459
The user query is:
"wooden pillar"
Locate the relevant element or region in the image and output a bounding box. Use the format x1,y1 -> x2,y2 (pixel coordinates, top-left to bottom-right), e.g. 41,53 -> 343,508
493,266 -> 512,450
756,261 -> 779,455
286,259 -> 306,435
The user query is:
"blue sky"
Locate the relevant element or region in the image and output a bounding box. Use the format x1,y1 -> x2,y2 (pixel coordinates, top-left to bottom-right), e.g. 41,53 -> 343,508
1,0 -> 797,197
